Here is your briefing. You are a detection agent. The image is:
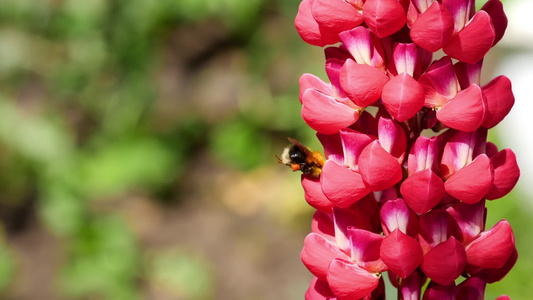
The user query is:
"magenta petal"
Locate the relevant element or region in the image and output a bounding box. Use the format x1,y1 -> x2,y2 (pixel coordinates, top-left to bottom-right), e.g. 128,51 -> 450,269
295,0 -> 340,46
400,272 -> 422,300
328,259 -> 380,300
339,27 -> 386,68
418,209 -> 454,254
333,207 -> 372,252
302,174 -> 334,213
437,84 -> 485,132
407,135 -> 439,175
481,75 -> 515,128
423,281 -> 456,300
446,200 -> 485,244
481,0 -> 508,45
305,277 -> 336,300
299,73 -> 332,103
348,228 -> 387,273
321,160 -> 370,207
443,11 -> 495,64
377,117 -> 407,164
495,296 -> 511,300
419,56 -> 460,108
465,220 -> 515,269
486,149 -> 520,200
317,132 -> 344,165
339,129 -> 375,171
382,73 -> 425,122
363,0 -> 407,38
401,169 -> 445,214
301,233 -> 350,281
421,237 -> 466,285
466,246 -> 517,283
411,1 -> 454,52
340,59 -> 389,107
312,0 -> 364,35
312,210 -> 335,239
444,154 -> 493,204
358,141 -> 403,191
380,229 -> 423,278
380,198 -> 418,237
301,89 -> 360,134
456,277 -> 486,300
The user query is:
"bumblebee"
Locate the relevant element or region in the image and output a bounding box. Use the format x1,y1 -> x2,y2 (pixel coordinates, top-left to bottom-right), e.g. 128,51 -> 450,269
277,137 -> 325,178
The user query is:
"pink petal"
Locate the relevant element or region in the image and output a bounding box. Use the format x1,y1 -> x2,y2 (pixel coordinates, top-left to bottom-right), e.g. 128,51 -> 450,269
444,154 -> 493,204
456,276 -> 486,300
392,43 -> 420,76
454,60 -> 483,89
466,246 -> 517,283
495,296 -> 511,300
326,59 -> 347,98
486,148 -> 520,200
363,0 -> 407,38
382,73 -> 426,122
312,0 -> 364,35
299,73 -> 333,103
481,0 -> 508,45
422,281 -> 456,300
446,200 -> 485,244
312,210 -> 335,239
340,59 -> 389,107
481,75 -> 515,129
440,129 -> 487,179
358,141 -> 403,191
441,0 -> 474,32
401,169 -> 445,214
295,0 -> 340,46
301,233 -> 350,281
317,132 -> 344,165
339,129 -> 375,171
321,160 -> 370,207
418,209 -> 455,254
443,11 -> 496,64
355,194 -> 382,233
380,198 -> 418,237
327,259 -> 380,300
421,237 -> 466,285
302,174 -> 334,213
339,27 -> 386,69
377,117 -> 407,164
380,229 -> 423,278
418,56 -> 460,107
436,84 -> 485,132
305,277 -> 336,300
333,207 -> 372,252
301,89 -> 360,134
348,228 -> 387,272
407,135 -> 440,175
400,272 -> 422,300
411,1 -> 454,52
465,220 -> 515,269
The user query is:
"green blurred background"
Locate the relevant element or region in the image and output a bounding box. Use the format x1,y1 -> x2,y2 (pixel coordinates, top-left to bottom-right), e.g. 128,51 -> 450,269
0,0 -> 530,299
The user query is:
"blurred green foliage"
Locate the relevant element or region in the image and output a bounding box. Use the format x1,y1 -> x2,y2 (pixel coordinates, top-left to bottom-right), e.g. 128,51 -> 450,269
0,0 -> 314,298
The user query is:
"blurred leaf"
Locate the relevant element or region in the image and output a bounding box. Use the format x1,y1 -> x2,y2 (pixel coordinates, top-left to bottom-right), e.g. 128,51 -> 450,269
0,232 -> 14,293
39,184 -> 85,237
147,250 -> 214,299
60,215 -> 140,299
78,137 -> 177,199
209,118 -> 270,170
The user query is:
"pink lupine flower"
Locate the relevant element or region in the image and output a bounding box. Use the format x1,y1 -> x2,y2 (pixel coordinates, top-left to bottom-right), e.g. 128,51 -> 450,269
288,0 -> 519,298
